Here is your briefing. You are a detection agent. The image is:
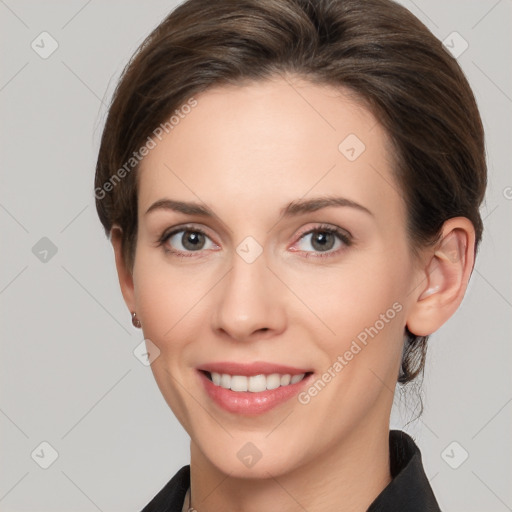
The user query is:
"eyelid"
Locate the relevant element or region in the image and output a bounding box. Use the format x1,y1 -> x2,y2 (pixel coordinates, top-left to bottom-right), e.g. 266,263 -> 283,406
158,223 -> 215,243
292,223 -> 352,243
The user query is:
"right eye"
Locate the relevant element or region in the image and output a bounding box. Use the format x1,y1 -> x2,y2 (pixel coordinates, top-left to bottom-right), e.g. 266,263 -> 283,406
159,225 -> 219,257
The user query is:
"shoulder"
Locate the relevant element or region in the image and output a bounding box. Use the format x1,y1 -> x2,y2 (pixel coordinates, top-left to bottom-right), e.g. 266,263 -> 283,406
141,465 -> 190,512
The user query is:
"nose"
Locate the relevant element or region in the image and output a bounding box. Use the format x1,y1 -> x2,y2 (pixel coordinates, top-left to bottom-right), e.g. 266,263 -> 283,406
211,248 -> 287,342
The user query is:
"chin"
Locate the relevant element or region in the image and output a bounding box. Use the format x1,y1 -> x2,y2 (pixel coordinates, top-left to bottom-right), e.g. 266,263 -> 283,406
200,441 -> 305,480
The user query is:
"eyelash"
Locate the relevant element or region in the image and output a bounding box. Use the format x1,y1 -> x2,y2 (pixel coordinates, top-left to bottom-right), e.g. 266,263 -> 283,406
157,223 -> 352,259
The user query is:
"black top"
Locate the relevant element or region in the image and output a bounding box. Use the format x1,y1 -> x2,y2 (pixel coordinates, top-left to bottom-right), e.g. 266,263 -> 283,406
141,430 -> 441,512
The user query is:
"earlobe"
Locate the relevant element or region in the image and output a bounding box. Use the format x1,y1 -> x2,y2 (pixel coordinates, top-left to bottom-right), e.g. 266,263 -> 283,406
110,226 -> 136,315
407,218 -> 475,337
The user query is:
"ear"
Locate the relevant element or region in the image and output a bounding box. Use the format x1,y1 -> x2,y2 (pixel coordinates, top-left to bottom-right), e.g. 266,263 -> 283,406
406,217 -> 476,337
110,225 -> 136,315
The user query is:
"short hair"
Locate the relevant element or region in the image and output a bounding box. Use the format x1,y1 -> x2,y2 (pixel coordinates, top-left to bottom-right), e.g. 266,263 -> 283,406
95,0 -> 487,385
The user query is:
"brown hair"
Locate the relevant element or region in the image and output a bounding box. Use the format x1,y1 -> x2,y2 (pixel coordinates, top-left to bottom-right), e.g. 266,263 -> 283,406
95,0 -> 487,385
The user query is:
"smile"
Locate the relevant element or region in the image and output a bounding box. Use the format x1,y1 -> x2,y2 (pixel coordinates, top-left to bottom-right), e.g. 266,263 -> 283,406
197,363 -> 314,415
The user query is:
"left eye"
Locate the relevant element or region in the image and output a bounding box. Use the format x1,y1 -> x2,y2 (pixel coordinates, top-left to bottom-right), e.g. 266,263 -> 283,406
294,227 -> 349,254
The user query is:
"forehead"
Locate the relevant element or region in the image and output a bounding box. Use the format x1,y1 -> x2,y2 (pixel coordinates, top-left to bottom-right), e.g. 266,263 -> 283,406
137,75 -> 402,224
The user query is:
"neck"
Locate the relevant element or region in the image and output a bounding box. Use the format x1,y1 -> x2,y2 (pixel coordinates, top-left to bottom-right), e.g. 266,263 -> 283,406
189,423 -> 391,512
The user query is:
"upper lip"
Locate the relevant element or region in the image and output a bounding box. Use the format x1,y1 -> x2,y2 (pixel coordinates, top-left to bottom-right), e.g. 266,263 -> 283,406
198,361 -> 312,376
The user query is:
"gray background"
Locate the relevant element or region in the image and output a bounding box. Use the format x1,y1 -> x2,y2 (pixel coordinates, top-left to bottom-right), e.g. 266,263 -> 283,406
1,0 -> 511,510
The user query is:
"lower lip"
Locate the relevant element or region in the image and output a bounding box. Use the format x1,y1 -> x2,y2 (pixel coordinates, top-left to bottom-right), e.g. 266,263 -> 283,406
198,371 -> 313,415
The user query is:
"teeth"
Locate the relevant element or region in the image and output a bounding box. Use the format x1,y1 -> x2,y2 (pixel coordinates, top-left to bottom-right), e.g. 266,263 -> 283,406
290,374 -> 305,384
211,372 -> 221,386
248,374 -> 266,392
209,372 -> 306,392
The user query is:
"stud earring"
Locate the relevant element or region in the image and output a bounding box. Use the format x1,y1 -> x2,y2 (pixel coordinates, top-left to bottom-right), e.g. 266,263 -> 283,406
131,312 -> 142,328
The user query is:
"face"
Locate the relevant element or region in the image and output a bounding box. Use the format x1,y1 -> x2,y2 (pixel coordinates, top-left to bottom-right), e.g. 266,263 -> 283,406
129,75 -> 422,478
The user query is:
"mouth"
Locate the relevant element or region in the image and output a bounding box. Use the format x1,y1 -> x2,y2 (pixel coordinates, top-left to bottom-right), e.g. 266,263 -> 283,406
196,362 -> 314,415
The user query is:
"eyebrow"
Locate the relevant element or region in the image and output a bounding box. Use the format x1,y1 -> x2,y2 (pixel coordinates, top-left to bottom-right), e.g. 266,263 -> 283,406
145,196 -> 373,218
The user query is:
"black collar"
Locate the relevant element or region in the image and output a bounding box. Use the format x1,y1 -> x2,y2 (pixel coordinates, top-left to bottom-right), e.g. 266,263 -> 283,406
141,430 -> 441,511
367,430 -> 441,511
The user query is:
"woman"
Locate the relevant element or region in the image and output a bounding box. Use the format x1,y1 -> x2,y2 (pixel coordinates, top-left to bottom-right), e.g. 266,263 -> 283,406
94,0 -> 486,510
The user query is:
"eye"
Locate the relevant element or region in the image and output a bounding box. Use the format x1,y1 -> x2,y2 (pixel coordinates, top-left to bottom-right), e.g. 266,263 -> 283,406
291,224 -> 352,258
159,225 -> 218,257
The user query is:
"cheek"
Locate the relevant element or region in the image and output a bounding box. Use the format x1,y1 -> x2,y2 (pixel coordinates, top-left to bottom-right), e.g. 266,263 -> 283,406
285,252 -> 410,383
291,259 -> 405,335
132,250 -> 209,347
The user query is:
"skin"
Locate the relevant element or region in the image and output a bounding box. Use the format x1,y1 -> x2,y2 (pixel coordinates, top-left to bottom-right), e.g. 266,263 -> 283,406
111,74 -> 475,512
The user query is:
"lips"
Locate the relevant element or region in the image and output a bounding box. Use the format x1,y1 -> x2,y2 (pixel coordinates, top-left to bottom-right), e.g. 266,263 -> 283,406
198,361 -> 312,376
